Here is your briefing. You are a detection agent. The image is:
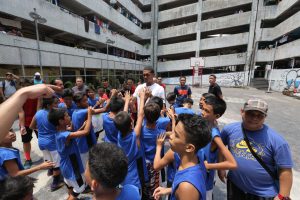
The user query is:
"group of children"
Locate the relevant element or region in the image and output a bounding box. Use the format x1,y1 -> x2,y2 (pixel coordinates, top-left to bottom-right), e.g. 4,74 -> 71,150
0,81 -> 238,200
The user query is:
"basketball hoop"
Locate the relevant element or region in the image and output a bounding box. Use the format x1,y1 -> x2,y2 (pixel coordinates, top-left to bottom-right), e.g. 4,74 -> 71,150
190,57 -> 205,87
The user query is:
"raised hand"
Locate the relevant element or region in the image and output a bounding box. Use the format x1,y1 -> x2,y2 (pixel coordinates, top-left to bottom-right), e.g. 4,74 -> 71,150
156,133 -> 166,147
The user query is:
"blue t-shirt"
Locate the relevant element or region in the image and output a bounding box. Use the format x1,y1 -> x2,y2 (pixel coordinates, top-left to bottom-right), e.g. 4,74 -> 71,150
55,131 -> 84,180
141,126 -> 165,163
174,85 -> 191,107
0,147 -> 24,180
88,97 -> 99,107
58,102 -> 77,119
103,113 -> 119,144
199,127 -> 221,190
156,116 -> 170,130
171,161 -> 206,200
175,107 -> 195,115
116,184 -> 140,200
117,131 -> 141,189
35,109 -> 57,151
221,122 -> 293,197
72,109 -> 96,154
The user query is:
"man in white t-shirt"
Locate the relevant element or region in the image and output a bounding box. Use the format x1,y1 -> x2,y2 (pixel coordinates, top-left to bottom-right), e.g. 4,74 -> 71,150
133,67 -> 165,111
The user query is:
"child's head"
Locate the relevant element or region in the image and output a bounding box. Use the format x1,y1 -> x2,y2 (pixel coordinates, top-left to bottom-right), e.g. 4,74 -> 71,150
144,102 -> 161,124
48,108 -> 71,128
73,92 -> 89,108
199,93 -> 215,109
113,111 -> 133,136
166,92 -> 176,106
0,176 -> 36,200
110,96 -> 125,113
182,98 -> 193,108
97,87 -> 104,96
85,143 -> 128,196
202,96 -> 227,122
0,129 -> 16,146
148,96 -> 163,110
87,86 -> 96,99
169,114 -> 211,154
62,88 -> 74,107
42,97 -> 59,110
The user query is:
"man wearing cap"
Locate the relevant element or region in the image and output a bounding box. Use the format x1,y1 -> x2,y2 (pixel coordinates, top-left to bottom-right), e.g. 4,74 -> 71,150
33,72 -> 44,85
0,72 -> 19,102
219,99 -> 293,200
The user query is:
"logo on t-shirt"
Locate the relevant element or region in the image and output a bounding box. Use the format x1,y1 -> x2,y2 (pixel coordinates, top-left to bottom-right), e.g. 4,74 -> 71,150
178,89 -> 188,96
230,138 -> 265,161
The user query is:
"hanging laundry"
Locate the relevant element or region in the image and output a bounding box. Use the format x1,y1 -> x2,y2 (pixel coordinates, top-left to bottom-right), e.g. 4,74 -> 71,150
94,23 -> 100,34
84,17 -> 89,32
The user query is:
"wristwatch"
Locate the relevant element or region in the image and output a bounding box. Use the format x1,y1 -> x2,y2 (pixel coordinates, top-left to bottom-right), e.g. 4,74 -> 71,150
277,194 -> 291,200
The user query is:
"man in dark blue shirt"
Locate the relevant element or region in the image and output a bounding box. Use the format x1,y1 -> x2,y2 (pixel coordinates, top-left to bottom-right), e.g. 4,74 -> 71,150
173,76 -> 191,108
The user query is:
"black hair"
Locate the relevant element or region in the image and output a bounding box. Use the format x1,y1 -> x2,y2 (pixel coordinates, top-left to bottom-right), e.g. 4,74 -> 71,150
62,88 -> 74,98
166,92 -> 176,102
143,66 -> 154,74
177,114 -> 211,152
114,111 -> 132,135
202,93 -> 216,99
88,143 -> 128,189
50,78 -> 62,85
102,77 -> 108,82
148,96 -> 163,110
209,74 -> 216,79
97,87 -> 104,91
144,102 -> 160,123
205,96 -> 227,117
110,96 -> 125,113
87,85 -> 96,92
183,98 -> 193,105
127,78 -> 134,82
41,97 -> 56,109
48,108 -> 67,127
179,76 -> 186,80
73,92 -> 87,104
76,76 -> 83,81
0,176 -> 36,200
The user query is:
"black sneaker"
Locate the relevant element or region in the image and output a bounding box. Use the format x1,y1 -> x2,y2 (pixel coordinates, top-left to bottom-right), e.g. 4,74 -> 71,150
47,168 -> 53,176
50,180 -> 64,192
23,159 -> 32,170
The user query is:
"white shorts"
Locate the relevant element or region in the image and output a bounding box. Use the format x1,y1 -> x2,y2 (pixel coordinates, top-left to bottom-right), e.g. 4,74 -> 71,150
80,152 -> 89,169
206,189 -> 213,200
64,174 -> 86,194
42,150 -> 60,168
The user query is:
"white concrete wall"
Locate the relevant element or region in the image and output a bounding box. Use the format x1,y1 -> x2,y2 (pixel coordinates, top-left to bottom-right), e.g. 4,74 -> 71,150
203,0 -> 252,13
263,0 -> 299,19
157,40 -> 196,55
201,33 -> 249,50
0,0 -> 150,55
158,3 -> 198,23
201,12 -> 251,32
256,39 -> 300,62
0,34 -> 149,70
262,11 -> 300,41
157,53 -> 247,72
158,22 -> 197,40
116,0 -> 151,23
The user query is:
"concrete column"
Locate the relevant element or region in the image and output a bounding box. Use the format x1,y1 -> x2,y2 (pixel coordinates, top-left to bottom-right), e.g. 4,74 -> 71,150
196,0 -> 203,57
151,0 -> 158,73
244,0 -> 260,86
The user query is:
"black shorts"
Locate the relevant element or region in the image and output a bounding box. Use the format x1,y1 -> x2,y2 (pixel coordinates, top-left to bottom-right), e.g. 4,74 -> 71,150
21,127 -> 38,143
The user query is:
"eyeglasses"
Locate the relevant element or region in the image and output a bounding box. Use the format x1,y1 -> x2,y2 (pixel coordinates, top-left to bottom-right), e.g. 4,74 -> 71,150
245,111 -> 266,120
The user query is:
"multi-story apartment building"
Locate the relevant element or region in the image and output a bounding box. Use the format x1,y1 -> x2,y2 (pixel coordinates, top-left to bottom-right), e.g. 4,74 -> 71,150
0,0 -> 299,92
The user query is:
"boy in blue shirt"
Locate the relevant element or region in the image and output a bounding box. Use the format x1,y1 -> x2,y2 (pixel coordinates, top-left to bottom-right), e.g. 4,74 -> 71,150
87,86 -> 99,107
85,143 -> 140,200
72,92 -> 97,169
48,106 -> 93,200
113,89 -> 147,190
141,101 -> 166,199
148,96 -> 171,131
166,92 -> 176,109
103,95 -> 124,144
58,88 -> 77,119
30,97 -> 64,191
0,129 -> 54,181
174,98 -> 195,115
153,114 -> 211,200
201,95 -> 237,200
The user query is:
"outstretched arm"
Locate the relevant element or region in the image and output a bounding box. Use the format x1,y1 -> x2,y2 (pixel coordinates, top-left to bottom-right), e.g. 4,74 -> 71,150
68,107 -> 93,140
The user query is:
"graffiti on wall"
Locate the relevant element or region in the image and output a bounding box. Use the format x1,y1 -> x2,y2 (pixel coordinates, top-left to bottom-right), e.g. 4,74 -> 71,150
218,72 -> 245,87
271,68 -> 300,91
